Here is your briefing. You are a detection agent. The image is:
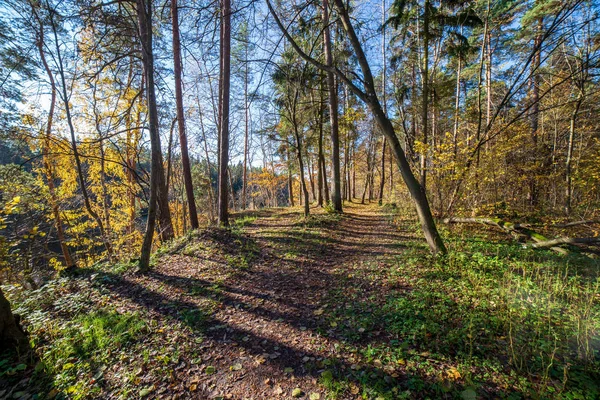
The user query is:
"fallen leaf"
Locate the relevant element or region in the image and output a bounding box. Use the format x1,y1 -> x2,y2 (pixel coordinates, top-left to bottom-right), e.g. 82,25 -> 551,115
447,367 -> 461,380
292,388 -> 304,398
205,366 -> 216,375
231,363 -> 243,371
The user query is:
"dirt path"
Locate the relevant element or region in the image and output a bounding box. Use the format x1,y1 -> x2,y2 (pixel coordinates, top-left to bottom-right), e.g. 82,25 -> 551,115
106,203 -> 416,399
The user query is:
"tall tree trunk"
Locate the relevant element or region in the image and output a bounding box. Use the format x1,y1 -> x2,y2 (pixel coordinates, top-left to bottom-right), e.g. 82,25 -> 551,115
137,0 -> 172,270
294,128 -> 310,217
528,16 -> 544,206
242,44 -> 250,210
420,0 -> 430,189
317,89 -> 324,206
378,139 -> 386,205
286,146 -> 295,207
228,167 -> 236,210
49,6 -> 115,261
34,12 -> 74,269
452,54 -> 461,155
218,0 -> 231,226
322,0 -> 342,212
565,94 -> 582,215
307,150 -> 316,201
378,0 -> 387,205
172,0 -> 199,229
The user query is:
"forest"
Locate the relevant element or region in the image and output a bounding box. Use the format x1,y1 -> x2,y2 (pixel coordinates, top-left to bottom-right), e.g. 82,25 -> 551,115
0,0 -> 599,398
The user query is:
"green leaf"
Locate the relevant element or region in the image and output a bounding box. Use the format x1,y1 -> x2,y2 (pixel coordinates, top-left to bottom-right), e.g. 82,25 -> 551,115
205,366 -> 216,375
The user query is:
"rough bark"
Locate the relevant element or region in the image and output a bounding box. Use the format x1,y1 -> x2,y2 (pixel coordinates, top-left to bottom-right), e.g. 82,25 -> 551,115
172,0 -> 199,229
137,0 -> 172,269
420,0 -> 430,189
322,0 -> 342,212
565,94 -> 583,215
242,43 -> 250,210
218,0 -> 231,226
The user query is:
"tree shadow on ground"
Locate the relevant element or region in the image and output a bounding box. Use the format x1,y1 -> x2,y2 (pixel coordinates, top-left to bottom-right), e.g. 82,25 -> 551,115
83,270 -> 431,398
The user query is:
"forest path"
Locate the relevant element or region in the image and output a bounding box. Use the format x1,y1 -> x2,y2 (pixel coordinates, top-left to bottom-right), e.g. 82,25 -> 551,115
110,202 -> 418,399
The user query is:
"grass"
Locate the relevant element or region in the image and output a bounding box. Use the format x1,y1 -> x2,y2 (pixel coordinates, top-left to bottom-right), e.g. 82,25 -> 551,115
2,271 -> 212,399
318,225 -> 600,399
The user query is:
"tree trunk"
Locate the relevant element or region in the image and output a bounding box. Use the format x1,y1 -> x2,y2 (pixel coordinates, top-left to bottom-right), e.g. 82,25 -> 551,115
378,138 -> 386,205
242,44 -> 250,210
378,0 -> 387,205
317,87 -> 324,206
420,0 -> 430,189
452,54 -> 461,155
294,129 -> 310,217
137,0 -> 172,270
218,0 -> 231,226
0,288 -> 27,352
528,16 -> 544,206
322,0 -> 342,212
172,0 -> 199,230
287,146 -> 295,207
565,95 -> 582,215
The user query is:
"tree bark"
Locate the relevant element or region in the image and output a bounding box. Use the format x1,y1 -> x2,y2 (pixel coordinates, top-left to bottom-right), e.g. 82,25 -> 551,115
137,0 -> 172,270
294,128 -> 310,217
322,0 -> 342,212
317,84 -> 324,207
286,146 -> 295,207
218,0 -> 231,226
565,94 -> 582,215
172,0 -> 199,230
528,17 -> 544,206
420,0 -> 430,189
242,43 -> 250,210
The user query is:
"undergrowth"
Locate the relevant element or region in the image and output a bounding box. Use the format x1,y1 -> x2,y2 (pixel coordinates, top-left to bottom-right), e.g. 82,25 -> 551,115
319,216 -> 600,399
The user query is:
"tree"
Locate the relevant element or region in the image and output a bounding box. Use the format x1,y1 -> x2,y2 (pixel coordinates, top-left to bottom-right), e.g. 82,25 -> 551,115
137,0 -> 173,270
217,0 -> 232,226
322,0 -> 342,212
172,0 -> 199,230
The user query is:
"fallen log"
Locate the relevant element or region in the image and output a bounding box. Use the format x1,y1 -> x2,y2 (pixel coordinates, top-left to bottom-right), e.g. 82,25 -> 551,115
443,217 -> 569,254
527,237 -> 600,249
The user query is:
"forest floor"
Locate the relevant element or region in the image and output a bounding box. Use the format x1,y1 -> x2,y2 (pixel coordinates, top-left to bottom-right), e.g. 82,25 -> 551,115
2,202 -> 599,399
